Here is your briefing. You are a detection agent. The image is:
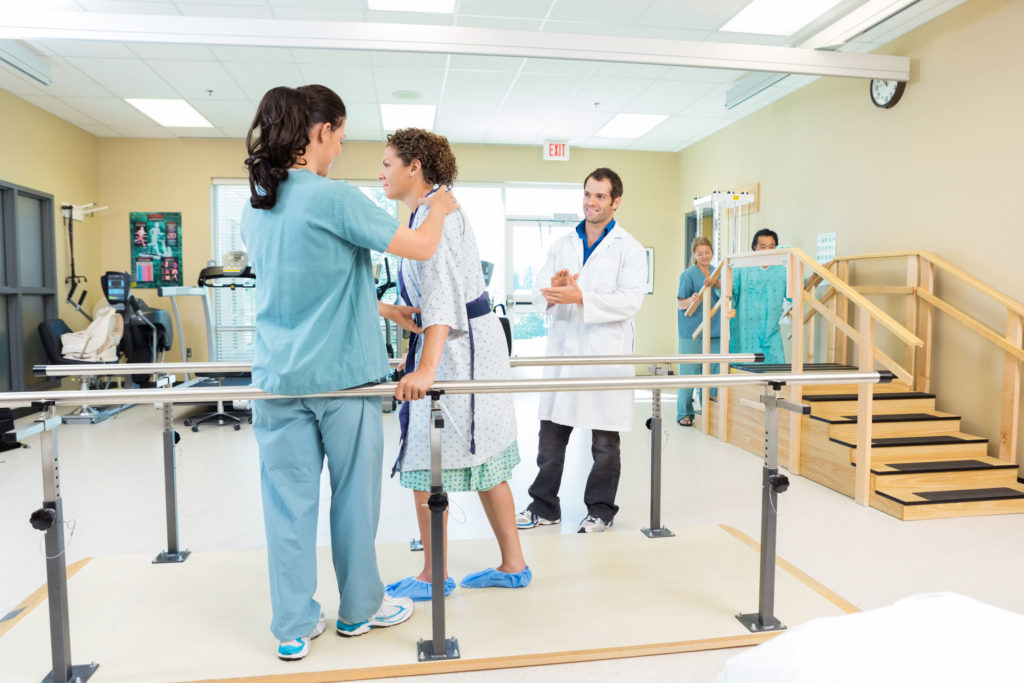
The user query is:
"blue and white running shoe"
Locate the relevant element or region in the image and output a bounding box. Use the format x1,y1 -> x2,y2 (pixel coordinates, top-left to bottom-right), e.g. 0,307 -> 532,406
336,595 -> 414,637
277,612 -> 326,661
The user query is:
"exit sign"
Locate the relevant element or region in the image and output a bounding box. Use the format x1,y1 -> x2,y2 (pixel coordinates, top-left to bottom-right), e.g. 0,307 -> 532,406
543,141 -> 569,161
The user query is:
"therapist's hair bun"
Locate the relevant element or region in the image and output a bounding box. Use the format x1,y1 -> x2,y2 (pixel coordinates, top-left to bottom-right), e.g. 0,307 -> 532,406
245,85 -> 347,210
386,128 -> 458,187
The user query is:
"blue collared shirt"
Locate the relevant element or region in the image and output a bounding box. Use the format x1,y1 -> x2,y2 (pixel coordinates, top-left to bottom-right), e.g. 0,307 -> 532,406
576,218 -> 616,265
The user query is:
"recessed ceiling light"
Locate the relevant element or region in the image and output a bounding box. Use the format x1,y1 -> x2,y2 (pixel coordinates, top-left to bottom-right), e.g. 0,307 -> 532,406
596,114 -> 667,139
380,104 -> 436,131
125,98 -> 213,127
368,0 -> 455,13
721,0 -> 844,36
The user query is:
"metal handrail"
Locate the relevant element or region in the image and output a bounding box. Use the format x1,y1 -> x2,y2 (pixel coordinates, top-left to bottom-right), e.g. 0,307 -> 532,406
32,353 -> 765,377
2,370 -> 893,408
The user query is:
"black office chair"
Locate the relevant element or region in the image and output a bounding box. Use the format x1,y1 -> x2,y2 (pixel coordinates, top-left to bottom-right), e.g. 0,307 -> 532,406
38,318 -> 122,423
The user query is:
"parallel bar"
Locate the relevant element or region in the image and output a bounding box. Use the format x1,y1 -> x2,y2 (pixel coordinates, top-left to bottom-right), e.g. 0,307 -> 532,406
33,354 -> 763,377
0,371 -> 893,408
154,402 -> 189,564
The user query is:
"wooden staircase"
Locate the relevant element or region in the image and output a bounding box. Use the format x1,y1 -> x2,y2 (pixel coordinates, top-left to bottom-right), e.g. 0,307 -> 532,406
698,363 -> 1024,520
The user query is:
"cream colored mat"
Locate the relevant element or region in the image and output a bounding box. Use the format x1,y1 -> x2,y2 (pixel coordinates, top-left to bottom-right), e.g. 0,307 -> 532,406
0,525 -> 855,682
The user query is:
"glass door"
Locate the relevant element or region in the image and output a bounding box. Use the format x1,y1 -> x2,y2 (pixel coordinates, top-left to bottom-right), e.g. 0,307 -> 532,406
506,218 -> 576,357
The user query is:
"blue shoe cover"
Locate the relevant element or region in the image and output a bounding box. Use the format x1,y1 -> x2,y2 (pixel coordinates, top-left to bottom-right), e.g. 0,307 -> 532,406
384,575 -> 456,602
459,566 -> 532,589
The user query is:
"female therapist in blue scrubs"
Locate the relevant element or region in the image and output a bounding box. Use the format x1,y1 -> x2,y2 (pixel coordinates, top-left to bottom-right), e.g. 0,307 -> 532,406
676,236 -> 720,426
241,85 -> 456,661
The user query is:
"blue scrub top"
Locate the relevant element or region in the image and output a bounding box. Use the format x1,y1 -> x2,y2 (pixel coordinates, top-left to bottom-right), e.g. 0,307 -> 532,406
576,218 -> 616,265
677,264 -> 720,339
241,169 -> 398,395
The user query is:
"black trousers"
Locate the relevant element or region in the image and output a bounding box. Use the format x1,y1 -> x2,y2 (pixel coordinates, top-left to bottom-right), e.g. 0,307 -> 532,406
526,419 -> 621,524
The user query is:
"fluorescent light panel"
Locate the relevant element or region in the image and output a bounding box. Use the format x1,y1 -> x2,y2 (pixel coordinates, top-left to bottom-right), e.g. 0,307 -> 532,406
721,0 -> 844,36
368,0 -> 455,12
380,104 -> 436,131
596,114 -> 667,139
125,98 -> 213,127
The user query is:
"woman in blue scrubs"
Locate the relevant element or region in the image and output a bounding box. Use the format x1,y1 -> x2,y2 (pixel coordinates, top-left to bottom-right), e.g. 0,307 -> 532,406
676,236 -> 720,426
241,85 -> 456,661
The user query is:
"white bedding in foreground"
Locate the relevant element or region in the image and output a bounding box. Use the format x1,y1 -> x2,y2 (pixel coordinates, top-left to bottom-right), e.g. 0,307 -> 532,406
717,593 -> 1024,683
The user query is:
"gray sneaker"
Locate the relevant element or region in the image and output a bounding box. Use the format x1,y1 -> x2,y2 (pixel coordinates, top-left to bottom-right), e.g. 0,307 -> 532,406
516,509 -> 560,530
577,515 -> 613,533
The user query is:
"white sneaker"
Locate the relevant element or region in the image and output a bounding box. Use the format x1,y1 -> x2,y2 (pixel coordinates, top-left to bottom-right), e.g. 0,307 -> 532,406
577,515 -> 613,533
515,509 -> 560,529
277,612 -> 326,660
336,595 -> 414,637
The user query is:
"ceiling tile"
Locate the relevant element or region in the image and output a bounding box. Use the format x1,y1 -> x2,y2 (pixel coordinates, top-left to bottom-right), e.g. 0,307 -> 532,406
548,0 -> 651,24
78,123 -> 121,137
61,96 -> 156,125
625,27 -> 712,41
189,99 -> 256,129
342,101 -> 382,130
210,46 -> 296,64
536,110 -> 612,140
32,39 -> 135,59
662,66 -> 744,84
374,67 -> 445,103
458,0 -> 553,19
269,7 -> 365,21
639,115 -> 733,142
627,140 -> 678,152
597,63 -> 669,80
173,3 -> 274,18
290,49 -> 374,66
268,0 -> 365,8
441,71 -> 516,108
435,106 -> 499,136
542,20 -> 625,36
20,95 -> 100,126
708,32 -> 794,47
65,57 -> 177,98
456,16 -> 543,31
221,61 -> 306,100
168,126 -> 231,138
365,11 -> 451,26
636,0 -> 752,31
76,0 -> 179,13
125,43 -> 218,61
146,60 -> 248,100
448,55 -> 523,72
677,87 -> 733,118
563,75 -> 654,111
110,124 -> 174,138
621,80 -> 720,116
371,52 -> 449,70
40,61 -> 116,97
505,73 -> 585,110
521,58 -> 596,76
297,65 -> 377,102
0,65 -> 49,97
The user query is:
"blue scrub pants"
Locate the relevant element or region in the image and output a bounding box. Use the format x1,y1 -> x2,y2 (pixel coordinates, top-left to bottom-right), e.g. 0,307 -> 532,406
253,396 -> 385,641
677,336 -> 720,421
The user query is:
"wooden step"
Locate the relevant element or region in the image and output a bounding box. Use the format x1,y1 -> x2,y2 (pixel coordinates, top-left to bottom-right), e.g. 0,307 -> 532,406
871,480 -> 1024,520
804,391 -> 937,414
824,412 -> 961,441
868,455 -> 1018,489
843,432 -> 989,462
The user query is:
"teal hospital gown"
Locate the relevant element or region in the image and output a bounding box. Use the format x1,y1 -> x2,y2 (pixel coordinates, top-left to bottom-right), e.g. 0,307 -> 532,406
730,265 -> 788,364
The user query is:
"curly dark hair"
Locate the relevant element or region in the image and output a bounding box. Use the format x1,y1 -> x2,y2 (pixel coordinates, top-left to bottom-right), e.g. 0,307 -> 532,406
244,85 -> 346,210
386,128 -> 458,187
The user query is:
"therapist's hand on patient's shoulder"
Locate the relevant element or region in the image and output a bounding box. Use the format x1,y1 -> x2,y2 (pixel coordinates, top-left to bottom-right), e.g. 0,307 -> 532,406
419,186 -> 459,215
396,367 -> 436,401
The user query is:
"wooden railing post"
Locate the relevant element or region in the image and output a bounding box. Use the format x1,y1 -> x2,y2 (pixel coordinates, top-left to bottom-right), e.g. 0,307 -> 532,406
916,260 -> 934,393
835,260 -> 850,365
718,262 -> 732,444
1000,311 -> 1023,463
788,256 -> 804,474
905,255 -> 919,389
826,262 -> 836,363
855,307 -> 875,505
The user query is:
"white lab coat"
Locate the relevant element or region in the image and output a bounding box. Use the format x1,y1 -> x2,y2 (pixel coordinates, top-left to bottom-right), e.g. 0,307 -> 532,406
532,223 -> 647,432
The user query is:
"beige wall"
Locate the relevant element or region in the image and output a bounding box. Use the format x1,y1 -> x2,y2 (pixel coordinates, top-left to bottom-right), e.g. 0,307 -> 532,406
95,139 -> 682,362
677,0 -> 1024,462
0,88 -> 100,324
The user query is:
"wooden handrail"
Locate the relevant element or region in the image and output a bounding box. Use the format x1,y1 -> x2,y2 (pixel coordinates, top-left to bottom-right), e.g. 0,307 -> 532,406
786,247 -> 923,348
691,298 -> 724,340
917,290 -> 1024,362
683,261 -> 724,317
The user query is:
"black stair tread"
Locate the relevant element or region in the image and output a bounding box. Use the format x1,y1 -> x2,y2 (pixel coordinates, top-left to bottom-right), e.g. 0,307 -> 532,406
871,459 -> 1017,475
731,363 -> 856,373
811,411 -> 958,425
806,391 -> 935,402
832,434 -> 988,448
876,486 -> 1024,506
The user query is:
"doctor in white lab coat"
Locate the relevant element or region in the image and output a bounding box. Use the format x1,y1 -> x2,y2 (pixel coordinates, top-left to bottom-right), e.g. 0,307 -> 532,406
515,168 -> 648,534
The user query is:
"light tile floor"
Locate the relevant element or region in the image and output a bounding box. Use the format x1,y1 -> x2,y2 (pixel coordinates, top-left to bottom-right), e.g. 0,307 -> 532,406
2,390 -> 1023,682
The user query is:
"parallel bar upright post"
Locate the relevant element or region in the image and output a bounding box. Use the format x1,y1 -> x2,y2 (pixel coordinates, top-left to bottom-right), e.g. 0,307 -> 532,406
154,401 -> 189,563
417,392 -> 459,661
33,402 -> 98,683
642,372 -> 673,539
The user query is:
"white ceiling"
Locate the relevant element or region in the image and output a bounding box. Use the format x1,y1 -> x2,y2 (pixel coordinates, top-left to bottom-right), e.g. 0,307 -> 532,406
0,0 -> 965,151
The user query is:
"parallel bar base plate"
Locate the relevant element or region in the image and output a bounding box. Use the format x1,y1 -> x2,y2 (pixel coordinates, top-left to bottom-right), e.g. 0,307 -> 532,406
416,637 -> 460,661
736,613 -> 786,633
153,550 -> 191,564
641,527 -> 675,538
61,405 -> 131,424
43,662 -> 99,683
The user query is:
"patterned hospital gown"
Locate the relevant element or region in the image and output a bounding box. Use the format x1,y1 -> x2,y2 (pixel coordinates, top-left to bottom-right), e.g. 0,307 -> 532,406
398,204 -> 517,472
729,265 -> 788,364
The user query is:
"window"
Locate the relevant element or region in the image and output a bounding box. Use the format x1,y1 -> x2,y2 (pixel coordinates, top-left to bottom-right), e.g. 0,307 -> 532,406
210,181 -> 255,361
0,180 -> 57,391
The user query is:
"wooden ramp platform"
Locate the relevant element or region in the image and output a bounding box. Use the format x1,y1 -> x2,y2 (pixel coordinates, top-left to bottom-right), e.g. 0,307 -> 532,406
0,526 -> 855,682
